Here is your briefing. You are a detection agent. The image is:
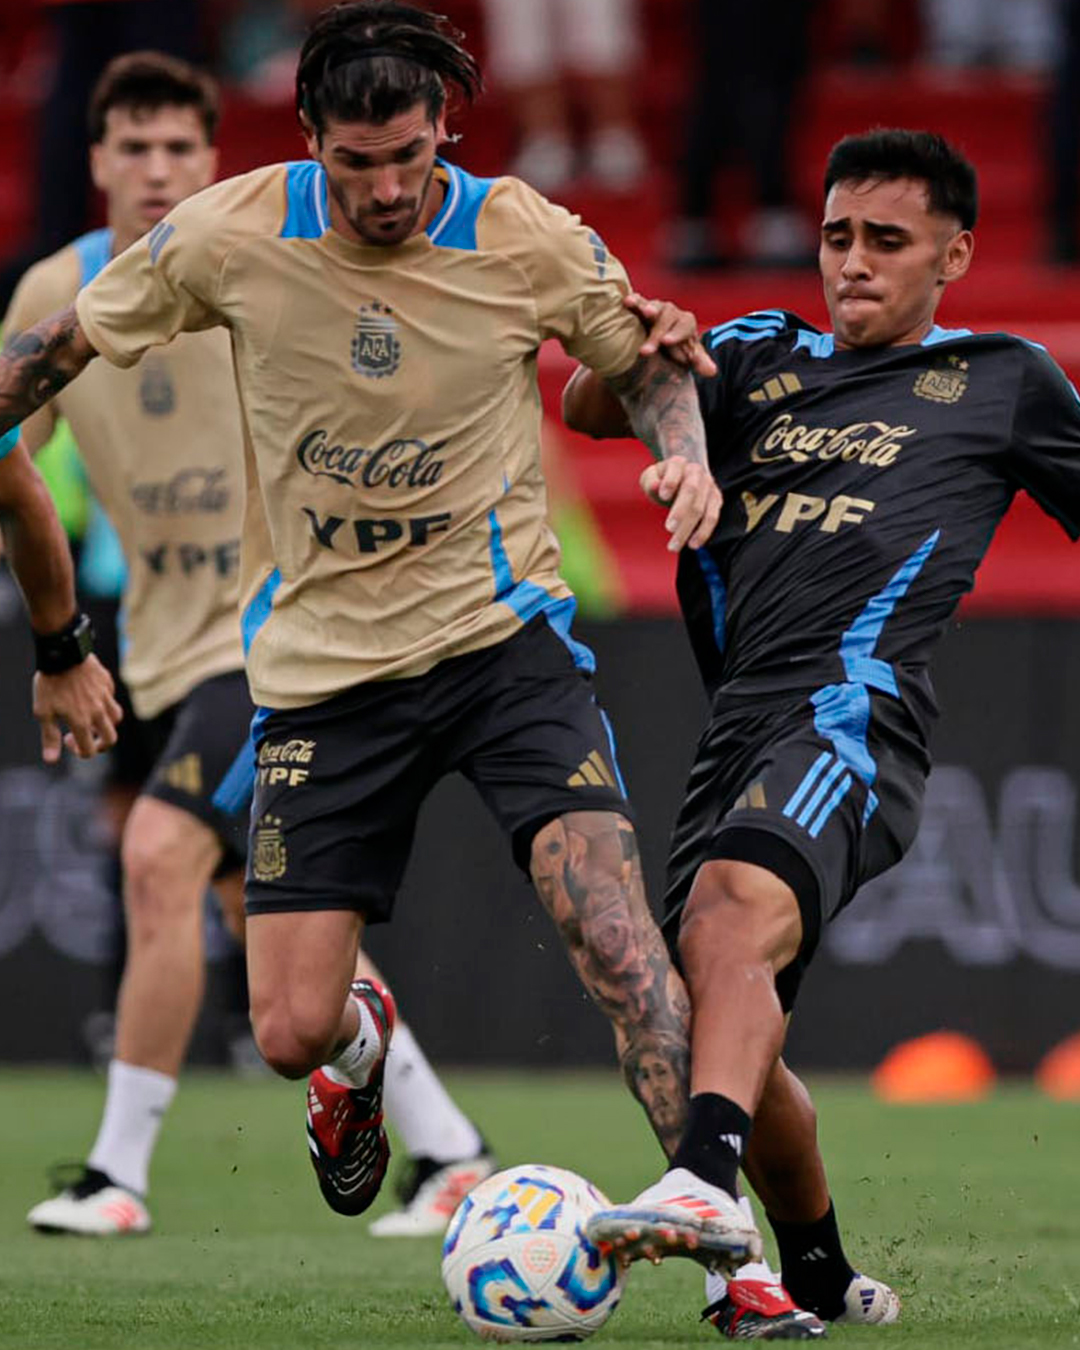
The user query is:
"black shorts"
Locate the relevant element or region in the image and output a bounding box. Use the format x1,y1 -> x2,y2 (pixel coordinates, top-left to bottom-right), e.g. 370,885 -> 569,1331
140,669 -> 255,866
245,615 -> 631,919
662,684 -> 929,1010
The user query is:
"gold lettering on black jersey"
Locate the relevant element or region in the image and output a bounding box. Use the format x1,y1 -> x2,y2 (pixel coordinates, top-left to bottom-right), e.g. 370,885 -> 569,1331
743,490 -> 876,535
748,373 -> 803,403
742,491 -> 779,533
752,413 -> 915,467
914,354 -> 969,404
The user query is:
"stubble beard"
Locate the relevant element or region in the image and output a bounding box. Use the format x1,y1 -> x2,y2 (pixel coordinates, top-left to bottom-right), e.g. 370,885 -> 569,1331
337,160 -> 438,248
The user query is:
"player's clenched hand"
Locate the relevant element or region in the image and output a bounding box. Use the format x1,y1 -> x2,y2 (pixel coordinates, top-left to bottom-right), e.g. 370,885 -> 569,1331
624,292 -> 717,378
33,654 -> 123,762
641,456 -> 721,552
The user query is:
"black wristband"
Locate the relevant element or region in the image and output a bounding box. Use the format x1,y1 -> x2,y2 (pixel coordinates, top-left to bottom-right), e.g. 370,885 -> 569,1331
34,612 -> 94,674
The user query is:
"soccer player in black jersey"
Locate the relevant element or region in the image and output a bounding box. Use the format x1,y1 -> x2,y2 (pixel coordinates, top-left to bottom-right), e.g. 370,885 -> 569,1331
565,128 -> 1080,1334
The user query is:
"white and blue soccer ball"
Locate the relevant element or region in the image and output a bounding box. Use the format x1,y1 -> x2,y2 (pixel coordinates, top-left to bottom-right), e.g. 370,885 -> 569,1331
441,1163 -> 625,1343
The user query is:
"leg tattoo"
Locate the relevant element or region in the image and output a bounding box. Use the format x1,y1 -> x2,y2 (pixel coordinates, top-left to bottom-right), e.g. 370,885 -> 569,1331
531,811 -> 690,1158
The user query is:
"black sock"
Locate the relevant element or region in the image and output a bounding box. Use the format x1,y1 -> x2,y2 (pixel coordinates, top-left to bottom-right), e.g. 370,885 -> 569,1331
770,1201 -> 856,1321
671,1092 -> 750,1197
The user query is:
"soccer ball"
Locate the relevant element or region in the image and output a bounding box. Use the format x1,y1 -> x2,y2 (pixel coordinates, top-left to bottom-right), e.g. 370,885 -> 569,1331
441,1163 -> 625,1343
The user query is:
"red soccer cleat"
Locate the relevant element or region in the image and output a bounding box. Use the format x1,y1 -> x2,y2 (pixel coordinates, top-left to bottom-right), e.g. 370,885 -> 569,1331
306,979 -> 396,1216
704,1278 -> 828,1340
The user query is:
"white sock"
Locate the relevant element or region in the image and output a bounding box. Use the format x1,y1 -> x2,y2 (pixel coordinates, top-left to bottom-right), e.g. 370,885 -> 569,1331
383,1021 -> 483,1162
704,1197 -> 780,1305
323,992 -> 384,1088
87,1059 -> 177,1197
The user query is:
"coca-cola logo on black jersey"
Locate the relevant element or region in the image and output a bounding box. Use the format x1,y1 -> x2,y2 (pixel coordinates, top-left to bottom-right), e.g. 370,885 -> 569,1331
751,413 -> 916,467
296,429 -> 446,490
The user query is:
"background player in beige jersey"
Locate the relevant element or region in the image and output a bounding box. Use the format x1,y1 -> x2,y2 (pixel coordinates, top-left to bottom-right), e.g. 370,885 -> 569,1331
7,51 -> 256,1237
0,1 -> 788,1255
12,51 -> 496,1238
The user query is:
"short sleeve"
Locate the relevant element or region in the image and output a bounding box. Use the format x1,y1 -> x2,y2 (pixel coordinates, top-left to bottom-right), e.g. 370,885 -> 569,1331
1009,343 -> 1080,539
693,320 -> 755,448
0,426 -> 20,460
76,191 -> 225,369
479,179 -> 642,379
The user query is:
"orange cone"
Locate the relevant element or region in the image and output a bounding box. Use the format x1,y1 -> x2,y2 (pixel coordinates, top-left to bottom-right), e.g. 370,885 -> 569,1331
871,1031 -> 996,1102
1035,1032 -> 1080,1099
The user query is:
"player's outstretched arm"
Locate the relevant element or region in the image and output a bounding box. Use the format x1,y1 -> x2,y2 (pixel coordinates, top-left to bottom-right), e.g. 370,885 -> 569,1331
0,435 -> 121,761
0,304 -> 98,436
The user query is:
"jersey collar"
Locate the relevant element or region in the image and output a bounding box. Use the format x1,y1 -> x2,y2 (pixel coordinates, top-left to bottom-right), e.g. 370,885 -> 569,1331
425,159 -> 460,243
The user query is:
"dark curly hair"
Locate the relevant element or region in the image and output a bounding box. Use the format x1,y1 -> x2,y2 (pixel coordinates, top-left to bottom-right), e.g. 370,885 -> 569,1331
296,2 -> 482,139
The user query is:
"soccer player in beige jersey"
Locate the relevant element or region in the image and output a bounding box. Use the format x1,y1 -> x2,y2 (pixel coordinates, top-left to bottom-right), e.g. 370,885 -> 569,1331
6,53 -> 256,1237
12,50 -> 496,1239
0,1 -> 754,1250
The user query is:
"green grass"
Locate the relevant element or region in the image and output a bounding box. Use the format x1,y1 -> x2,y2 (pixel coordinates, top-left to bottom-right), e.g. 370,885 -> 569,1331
2,1069 -> 1079,1348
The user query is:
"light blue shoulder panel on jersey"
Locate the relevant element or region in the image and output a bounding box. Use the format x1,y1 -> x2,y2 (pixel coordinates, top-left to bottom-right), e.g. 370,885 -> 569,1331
426,160 -> 498,251
0,426 -> 19,459
921,323 -> 974,346
281,162 -> 330,239
793,329 -> 836,358
70,227 -> 127,597
704,310 -> 787,351
73,227 -> 114,287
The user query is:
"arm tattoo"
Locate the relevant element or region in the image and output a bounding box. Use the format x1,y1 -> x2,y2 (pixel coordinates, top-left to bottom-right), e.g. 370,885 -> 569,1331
0,306 -> 94,430
531,811 -> 691,1159
606,354 -> 708,467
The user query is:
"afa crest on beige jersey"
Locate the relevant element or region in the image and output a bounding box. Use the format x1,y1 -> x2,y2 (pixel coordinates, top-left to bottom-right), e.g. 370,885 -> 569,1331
6,232 -> 245,719
76,160 -> 643,710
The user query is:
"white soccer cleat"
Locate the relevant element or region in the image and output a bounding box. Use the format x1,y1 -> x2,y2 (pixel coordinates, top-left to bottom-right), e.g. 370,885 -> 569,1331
585,1167 -> 763,1274
368,1152 -> 498,1237
834,1273 -> 901,1325
27,1166 -> 150,1236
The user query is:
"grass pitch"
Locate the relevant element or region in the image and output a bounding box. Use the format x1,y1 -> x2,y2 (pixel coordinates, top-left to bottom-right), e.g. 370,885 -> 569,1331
2,1068 -> 1079,1348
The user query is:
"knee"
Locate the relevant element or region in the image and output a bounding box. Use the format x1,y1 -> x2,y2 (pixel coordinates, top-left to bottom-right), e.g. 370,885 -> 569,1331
250,1001 -> 338,1080
121,832 -> 198,936
530,808 -> 635,887
121,802 -> 220,936
530,811 -> 650,964
678,860 -> 802,975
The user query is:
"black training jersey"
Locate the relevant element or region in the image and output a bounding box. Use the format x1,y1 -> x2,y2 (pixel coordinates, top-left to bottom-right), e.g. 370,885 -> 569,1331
680,309 -> 1080,732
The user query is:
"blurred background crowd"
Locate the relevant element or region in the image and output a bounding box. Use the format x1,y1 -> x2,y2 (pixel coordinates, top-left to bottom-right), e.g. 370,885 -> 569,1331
1,0 -> 1080,1088
4,0 -> 1080,287
7,0 -> 1080,616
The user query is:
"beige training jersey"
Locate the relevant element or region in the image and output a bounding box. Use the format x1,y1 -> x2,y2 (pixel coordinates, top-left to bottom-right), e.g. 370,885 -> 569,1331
77,160 -> 643,710
6,229 -> 245,719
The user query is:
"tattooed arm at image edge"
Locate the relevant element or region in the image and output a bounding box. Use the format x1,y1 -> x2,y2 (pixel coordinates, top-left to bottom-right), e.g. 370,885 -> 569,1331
530,812 -> 691,1158
0,306 -> 98,430
605,354 -> 708,468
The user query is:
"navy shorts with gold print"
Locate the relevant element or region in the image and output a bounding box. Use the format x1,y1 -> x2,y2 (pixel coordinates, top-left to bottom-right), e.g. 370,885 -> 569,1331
244,615 -> 632,920
661,685 -> 929,1011
142,668 -> 255,865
